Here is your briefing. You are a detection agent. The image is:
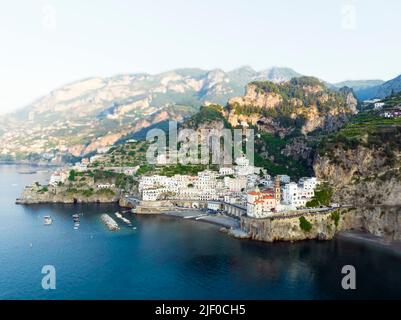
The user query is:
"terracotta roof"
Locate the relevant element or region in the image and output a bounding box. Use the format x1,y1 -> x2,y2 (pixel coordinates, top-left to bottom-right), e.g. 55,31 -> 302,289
248,191 -> 259,195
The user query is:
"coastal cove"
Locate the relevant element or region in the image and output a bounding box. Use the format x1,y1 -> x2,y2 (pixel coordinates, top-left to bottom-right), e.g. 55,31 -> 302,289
2,164 -> 401,299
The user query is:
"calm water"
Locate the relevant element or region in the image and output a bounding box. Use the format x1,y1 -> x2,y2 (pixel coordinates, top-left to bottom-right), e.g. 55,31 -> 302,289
0,165 -> 401,300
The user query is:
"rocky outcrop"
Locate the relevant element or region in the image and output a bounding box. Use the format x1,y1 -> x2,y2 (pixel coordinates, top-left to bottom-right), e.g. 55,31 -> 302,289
314,144 -> 401,205
228,83 -> 283,109
240,207 -> 401,243
240,211 -> 336,242
16,184 -> 120,204
338,207 -> 401,241
281,137 -> 314,163
227,78 -> 357,137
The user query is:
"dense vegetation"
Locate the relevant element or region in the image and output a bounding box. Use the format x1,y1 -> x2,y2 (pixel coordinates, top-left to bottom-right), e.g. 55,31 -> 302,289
318,111 -> 401,167
89,140 -> 149,168
246,77 -> 350,116
184,104 -> 231,129
331,210 -> 340,228
254,133 -> 313,178
299,216 -> 312,232
157,164 -> 218,177
306,183 -> 333,208
381,91 -> 401,107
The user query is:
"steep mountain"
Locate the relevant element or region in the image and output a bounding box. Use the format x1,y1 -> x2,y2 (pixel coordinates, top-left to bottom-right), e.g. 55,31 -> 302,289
354,74 -> 401,100
256,67 -> 301,83
180,77 -> 358,178
226,76 -> 357,135
0,67 -> 301,163
314,111 -> 401,206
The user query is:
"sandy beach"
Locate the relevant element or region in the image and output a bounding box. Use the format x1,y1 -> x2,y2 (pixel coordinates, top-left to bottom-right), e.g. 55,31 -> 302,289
337,231 -> 401,256
162,211 -> 240,229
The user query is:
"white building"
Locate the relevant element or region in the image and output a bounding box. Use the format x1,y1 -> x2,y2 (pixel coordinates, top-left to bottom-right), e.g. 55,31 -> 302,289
282,177 -> 319,208
219,167 -> 234,176
224,176 -> 247,192
194,170 -> 218,189
142,188 -> 166,201
97,183 -> 115,189
139,170 -> 220,201
49,169 -> 69,186
277,175 -> 291,184
246,174 -> 259,189
299,177 -> 319,198
123,166 -> 140,175
72,162 -> 88,172
374,102 -> 385,110
234,156 -> 254,176
260,179 -> 273,188
207,201 -> 221,211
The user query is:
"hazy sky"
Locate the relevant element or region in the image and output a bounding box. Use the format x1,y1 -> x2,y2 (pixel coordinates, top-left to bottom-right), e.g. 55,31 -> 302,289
0,0 -> 400,113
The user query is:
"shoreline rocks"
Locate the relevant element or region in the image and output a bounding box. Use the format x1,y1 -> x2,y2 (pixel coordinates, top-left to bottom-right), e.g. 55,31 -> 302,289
15,184 -> 120,205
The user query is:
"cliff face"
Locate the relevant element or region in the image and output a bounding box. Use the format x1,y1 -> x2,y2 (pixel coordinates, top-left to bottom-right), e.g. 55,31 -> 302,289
314,149 -> 401,206
227,77 -> 357,136
228,83 -> 283,109
339,207 -> 401,241
241,207 -> 401,243
241,212 -> 337,242
313,112 -> 401,206
16,184 -> 120,204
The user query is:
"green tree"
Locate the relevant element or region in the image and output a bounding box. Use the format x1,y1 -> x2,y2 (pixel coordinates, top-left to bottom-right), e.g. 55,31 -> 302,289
299,216 -> 312,232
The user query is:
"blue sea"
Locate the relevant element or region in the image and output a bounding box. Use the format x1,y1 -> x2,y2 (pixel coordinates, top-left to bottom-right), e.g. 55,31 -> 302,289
1,164 -> 401,300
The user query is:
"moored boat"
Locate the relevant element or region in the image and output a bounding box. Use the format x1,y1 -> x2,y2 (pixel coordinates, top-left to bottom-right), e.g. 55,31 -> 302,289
44,216 -> 53,225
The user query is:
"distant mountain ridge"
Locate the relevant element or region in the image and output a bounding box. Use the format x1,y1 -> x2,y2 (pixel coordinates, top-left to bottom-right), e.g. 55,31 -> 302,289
353,74 -> 401,100
333,79 -> 384,91
0,66 -> 301,162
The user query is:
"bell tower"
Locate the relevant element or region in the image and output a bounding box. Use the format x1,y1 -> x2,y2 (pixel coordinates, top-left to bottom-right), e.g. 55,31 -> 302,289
274,176 -> 281,203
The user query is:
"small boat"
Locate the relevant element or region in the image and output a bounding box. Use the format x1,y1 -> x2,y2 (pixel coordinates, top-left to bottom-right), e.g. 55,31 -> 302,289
74,222 -> 80,230
44,216 -> 53,225
72,214 -> 80,222
18,170 -> 36,175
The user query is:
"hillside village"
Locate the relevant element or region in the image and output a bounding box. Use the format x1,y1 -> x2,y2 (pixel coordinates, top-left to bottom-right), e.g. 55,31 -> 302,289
20,144 -> 322,223
14,76 -> 401,243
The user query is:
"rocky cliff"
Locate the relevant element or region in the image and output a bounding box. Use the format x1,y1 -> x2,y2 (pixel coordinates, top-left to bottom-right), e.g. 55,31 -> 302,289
16,183 -> 120,204
314,111 -> 401,206
339,207 -> 401,241
240,207 -> 401,243
227,77 -> 357,136
241,212 -> 336,242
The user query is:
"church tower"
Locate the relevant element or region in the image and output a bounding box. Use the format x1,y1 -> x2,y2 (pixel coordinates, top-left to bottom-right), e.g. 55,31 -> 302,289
274,176 -> 281,204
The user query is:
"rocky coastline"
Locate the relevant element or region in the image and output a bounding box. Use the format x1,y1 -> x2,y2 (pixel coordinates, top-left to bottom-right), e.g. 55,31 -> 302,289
16,183 -> 401,248
15,183 -> 120,205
